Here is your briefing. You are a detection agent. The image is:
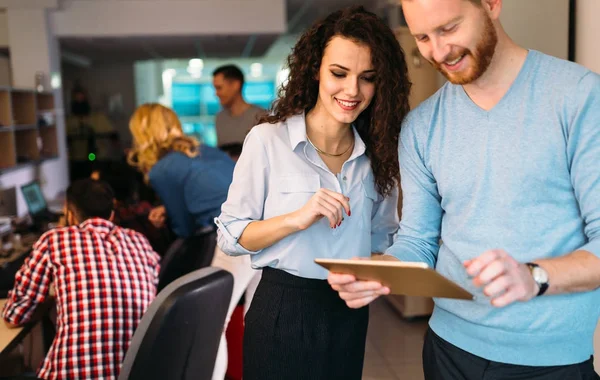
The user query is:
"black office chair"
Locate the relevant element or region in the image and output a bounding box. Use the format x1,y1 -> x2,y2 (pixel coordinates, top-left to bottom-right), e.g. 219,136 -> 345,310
118,267 -> 233,380
157,226 -> 217,292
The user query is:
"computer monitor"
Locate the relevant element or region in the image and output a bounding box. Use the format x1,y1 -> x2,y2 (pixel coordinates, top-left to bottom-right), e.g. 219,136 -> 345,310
21,181 -> 48,217
0,187 -> 17,217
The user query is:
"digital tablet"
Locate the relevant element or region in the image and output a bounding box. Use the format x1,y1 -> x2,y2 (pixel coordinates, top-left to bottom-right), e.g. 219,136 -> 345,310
315,258 -> 474,300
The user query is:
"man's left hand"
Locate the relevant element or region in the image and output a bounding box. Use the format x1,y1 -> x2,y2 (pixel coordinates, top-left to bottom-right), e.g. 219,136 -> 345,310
464,249 -> 539,307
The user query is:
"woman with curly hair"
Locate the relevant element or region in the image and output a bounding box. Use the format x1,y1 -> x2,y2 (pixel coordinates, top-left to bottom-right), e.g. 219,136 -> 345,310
215,5 -> 411,379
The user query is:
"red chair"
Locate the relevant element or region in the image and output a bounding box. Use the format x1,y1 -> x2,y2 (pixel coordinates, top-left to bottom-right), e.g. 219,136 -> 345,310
225,303 -> 244,380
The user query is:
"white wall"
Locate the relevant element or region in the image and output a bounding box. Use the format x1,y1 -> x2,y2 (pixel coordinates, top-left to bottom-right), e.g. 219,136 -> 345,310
0,8 -> 69,215
0,56 -> 11,86
134,61 -> 164,108
576,0 -> 600,74
0,11 -> 8,48
0,0 -> 58,8
51,0 -> 286,37
500,0 -> 569,60
6,8 -> 52,88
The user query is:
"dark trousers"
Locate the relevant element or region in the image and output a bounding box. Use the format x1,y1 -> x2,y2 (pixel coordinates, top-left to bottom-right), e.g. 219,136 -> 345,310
243,267 -> 369,380
423,327 -> 600,380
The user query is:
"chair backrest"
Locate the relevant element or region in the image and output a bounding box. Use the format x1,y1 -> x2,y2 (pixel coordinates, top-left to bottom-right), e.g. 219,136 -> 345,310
119,267 -> 233,380
157,227 -> 217,291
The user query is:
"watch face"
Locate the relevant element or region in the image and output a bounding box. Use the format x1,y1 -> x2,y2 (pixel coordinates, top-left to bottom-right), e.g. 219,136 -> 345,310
532,267 -> 549,283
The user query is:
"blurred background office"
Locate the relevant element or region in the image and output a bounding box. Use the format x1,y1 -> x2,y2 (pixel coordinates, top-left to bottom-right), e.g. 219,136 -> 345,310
0,0 -> 597,379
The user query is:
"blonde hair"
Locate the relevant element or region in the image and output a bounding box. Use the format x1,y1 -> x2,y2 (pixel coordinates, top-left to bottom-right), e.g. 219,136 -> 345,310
127,103 -> 199,178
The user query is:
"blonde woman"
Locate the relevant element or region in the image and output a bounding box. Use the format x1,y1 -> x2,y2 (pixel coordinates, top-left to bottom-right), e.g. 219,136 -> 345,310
128,103 -> 260,380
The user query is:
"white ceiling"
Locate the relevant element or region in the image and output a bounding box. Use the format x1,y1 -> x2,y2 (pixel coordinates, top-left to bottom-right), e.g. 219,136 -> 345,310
59,0 -> 387,65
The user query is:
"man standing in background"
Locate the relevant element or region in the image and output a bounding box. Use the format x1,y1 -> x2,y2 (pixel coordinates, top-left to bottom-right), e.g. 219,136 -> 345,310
213,65 -> 266,146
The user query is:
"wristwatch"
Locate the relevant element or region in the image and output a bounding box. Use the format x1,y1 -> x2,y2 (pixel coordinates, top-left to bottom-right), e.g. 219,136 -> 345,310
525,262 -> 549,296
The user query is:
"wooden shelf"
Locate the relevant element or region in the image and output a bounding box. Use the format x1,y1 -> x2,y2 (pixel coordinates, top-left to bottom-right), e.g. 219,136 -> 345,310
0,131 -> 16,169
0,90 -> 10,128
0,157 -> 59,174
11,91 -> 36,127
39,126 -> 58,158
36,92 -> 55,111
0,88 -> 59,172
15,129 -> 40,163
37,111 -> 55,128
14,125 -> 37,131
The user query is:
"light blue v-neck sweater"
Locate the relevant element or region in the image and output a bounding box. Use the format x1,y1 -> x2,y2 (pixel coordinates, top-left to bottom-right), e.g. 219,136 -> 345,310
387,50 -> 600,366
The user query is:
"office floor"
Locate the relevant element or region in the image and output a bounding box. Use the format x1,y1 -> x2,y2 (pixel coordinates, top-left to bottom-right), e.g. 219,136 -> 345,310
363,299 -> 428,380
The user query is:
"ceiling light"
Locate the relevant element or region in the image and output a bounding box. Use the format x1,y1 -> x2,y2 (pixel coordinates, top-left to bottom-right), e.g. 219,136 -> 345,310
250,63 -> 263,78
189,58 -> 204,69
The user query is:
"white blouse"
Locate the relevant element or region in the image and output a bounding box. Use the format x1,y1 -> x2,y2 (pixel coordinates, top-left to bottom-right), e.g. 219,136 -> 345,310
215,113 -> 399,279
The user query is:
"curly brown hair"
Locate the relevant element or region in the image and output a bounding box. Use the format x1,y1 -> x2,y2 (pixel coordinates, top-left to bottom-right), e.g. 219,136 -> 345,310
260,6 -> 411,197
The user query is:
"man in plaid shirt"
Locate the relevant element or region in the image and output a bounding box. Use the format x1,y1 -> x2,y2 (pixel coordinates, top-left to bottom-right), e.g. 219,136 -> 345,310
2,179 -> 161,379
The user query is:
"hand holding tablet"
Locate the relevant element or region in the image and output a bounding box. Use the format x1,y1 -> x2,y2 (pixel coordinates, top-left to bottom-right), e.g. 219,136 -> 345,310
317,258 -> 474,300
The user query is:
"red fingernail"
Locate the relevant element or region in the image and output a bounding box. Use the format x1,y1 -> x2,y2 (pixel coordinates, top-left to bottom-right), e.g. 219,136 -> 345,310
348,210 -> 351,216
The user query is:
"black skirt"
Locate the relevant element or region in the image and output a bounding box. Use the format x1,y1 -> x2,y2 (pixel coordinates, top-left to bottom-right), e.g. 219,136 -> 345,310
243,267 -> 369,380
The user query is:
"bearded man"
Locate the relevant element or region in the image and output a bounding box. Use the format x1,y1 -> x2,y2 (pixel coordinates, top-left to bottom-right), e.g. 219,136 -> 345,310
328,1 -> 600,379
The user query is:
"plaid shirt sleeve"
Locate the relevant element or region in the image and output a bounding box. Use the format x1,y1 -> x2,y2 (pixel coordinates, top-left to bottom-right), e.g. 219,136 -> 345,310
145,238 -> 161,288
130,230 -> 161,288
2,235 -> 53,326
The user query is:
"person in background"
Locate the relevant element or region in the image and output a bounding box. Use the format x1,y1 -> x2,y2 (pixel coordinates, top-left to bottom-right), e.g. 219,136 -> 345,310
127,103 -> 260,380
93,163 -> 175,256
213,65 -> 266,147
66,84 -> 118,180
2,179 -> 160,380
128,103 -> 234,239
215,6 -> 411,380
218,142 -> 243,163
328,0 -> 600,379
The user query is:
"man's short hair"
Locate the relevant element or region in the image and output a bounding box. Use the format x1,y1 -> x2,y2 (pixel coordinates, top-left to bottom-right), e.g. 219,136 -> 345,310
66,178 -> 114,221
213,64 -> 245,88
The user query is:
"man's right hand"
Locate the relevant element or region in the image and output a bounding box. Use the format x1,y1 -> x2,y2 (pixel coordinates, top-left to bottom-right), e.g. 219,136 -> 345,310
148,205 -> 166,229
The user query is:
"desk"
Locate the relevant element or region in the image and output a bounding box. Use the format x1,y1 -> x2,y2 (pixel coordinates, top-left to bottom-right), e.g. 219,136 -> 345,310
0,233 -> 38,264
0,299 -> 33,360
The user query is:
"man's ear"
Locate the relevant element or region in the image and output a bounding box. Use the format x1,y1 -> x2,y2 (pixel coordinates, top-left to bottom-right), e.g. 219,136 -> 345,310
109,210 -> 115,223
482,0 -> 502,21
232,80 -> 242,94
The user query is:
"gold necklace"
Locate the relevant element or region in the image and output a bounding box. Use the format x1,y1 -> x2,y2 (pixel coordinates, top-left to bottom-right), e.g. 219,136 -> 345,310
306,135 -> 354,157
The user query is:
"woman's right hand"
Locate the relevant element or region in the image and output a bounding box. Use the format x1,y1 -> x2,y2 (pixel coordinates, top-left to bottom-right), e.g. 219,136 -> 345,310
288,189 -> 351,230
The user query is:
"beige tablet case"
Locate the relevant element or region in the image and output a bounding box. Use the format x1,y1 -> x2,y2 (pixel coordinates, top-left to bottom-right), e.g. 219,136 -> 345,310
315,258 -> 474,300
